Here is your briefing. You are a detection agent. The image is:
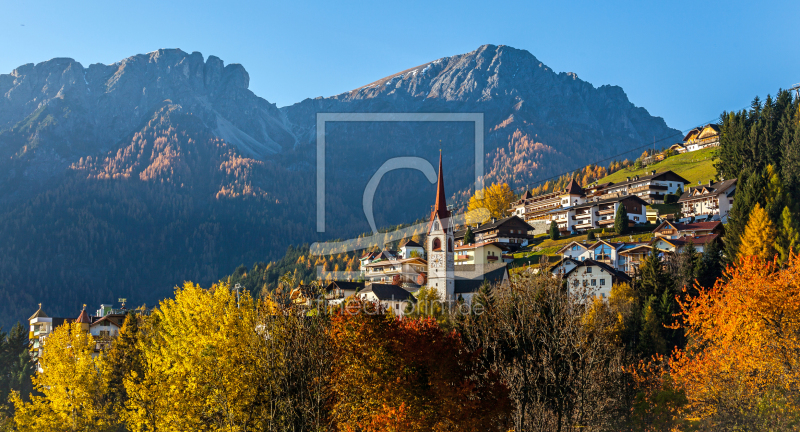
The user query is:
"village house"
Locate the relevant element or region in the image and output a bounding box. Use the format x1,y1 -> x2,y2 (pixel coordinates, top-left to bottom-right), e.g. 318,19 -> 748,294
508,179 -> 586,222
653,220 -> 724,239
678,179 -> 737,221
357,283 -> 417,316
28,302 -> 129,367
454,241 -> 513,267
651,234 -> 720,254
570,195 -> 649,232
322,281 -> 364,302
364,256 -> 427,287
398,240 -> 425,259
599,170 -> 689,204
683,124 -> 721,152
454,215 -> 533,249
555,240 -> 662,276
453,263 -> 509,304
559,259 -> 632,299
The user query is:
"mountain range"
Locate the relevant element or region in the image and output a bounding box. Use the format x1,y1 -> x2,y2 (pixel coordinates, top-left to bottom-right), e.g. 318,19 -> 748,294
0,44 -> 680,326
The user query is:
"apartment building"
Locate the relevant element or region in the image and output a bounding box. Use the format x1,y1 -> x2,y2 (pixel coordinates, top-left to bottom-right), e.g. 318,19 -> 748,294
678,179 -> 737,221
599,171 -> 689,204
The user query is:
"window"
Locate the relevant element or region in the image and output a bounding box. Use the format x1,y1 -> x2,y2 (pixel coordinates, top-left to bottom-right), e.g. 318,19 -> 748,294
432,238 -> 441,251
434,221 -> 439,231
448,238 -> 453,253
591,279 -> 597,286
600,279 -> 606,286
586,267 -> 592,273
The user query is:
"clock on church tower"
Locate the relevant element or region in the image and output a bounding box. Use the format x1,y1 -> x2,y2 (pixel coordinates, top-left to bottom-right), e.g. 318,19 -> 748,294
427,153 -> 454,300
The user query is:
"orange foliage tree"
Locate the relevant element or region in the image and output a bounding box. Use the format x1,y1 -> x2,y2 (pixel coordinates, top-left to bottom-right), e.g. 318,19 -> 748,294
328,302 -> 507,432
668,255 -> 800,429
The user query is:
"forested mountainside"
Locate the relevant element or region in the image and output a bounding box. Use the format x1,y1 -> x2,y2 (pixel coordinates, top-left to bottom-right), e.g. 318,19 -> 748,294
0,45 -> 679,327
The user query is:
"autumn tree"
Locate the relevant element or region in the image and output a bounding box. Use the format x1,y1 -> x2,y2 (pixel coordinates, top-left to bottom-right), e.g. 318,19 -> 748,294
459,272 -> 629,431
11,322 -> 118,432
467,182 -> 515,224
330,302 -> 505,431
669,255 -> 800,429
738,202 -> 777,260
122,282 -> 274,431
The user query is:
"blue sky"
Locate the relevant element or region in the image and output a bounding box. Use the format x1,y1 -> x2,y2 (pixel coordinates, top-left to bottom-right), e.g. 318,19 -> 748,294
1,0 -> 798,131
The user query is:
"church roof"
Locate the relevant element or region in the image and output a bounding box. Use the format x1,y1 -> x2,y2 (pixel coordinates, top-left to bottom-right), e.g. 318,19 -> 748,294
429,153 -> 451,230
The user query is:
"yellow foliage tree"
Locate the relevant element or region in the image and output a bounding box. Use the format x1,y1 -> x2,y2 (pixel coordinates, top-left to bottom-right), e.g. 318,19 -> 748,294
122,282 -> 275,431
11,322 -> 117,432
738,203 -> 777,260
466,182 -> 515,224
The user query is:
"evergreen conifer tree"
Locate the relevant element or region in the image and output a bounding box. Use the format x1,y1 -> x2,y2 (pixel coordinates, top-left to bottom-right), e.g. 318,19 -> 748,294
473,282 -> 495,313
614,204 -> 629,235
638,295 -> 668,357
549,221 -> 560,240
638,249 -> 673,302
696,239 -> 724,289
463,226 -> 474,245
738,203 -> 777,261
775,206 -> 800,263
725,169 -> 767,261
103,312 -> 144,413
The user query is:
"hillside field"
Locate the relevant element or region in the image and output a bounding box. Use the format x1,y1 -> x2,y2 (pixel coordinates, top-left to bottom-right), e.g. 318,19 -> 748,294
597,147 -> 718,186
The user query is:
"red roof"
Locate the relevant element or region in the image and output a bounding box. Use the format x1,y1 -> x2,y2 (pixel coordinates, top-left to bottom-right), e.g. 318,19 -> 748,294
76,308 -> 91,324
429,153 -> 451,230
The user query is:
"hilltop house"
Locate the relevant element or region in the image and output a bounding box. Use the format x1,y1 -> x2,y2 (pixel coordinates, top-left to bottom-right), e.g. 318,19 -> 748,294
599,171 -> 689,204
683,124 -> 721,152
678,179 -> 737,221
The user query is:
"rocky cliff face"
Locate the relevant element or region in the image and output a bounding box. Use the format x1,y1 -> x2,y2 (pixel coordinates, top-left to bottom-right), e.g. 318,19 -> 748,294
0,49 -> 295,198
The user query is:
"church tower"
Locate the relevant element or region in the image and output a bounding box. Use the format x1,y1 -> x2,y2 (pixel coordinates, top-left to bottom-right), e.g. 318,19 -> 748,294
427,153 -> 454,300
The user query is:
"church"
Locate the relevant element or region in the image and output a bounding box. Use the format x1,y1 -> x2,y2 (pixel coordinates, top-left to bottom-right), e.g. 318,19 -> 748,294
426,154 -> 509,303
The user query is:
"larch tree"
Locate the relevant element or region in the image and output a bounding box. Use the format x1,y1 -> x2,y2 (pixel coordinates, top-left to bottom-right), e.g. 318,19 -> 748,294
738,203 -> 777,261
467,182 -> 516,224
11,322 -> 117,432
669,255 -> 800,429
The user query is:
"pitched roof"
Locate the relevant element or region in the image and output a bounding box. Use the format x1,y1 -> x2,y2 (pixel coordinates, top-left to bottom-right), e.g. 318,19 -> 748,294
678,179 -> 737,202
564,178 -> 584,195
324,281 -> 365,293
29,304 -> 48,320
454,215 -> 532,238
76,307 -> 92,324
572,194 -> 649,210
454,264 -> 509,294
654,234 -> 719,248
605,171 -> 690,189
360,284 -> 416,302
563,258 -> 631,282
556,241 -> 590,254
429,153 -> 451,230
90,314 -> 126,328
400,240 -> 422,248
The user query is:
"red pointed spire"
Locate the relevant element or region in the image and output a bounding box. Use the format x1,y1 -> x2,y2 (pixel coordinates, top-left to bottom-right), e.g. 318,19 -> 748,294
430,152 -> 451,229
